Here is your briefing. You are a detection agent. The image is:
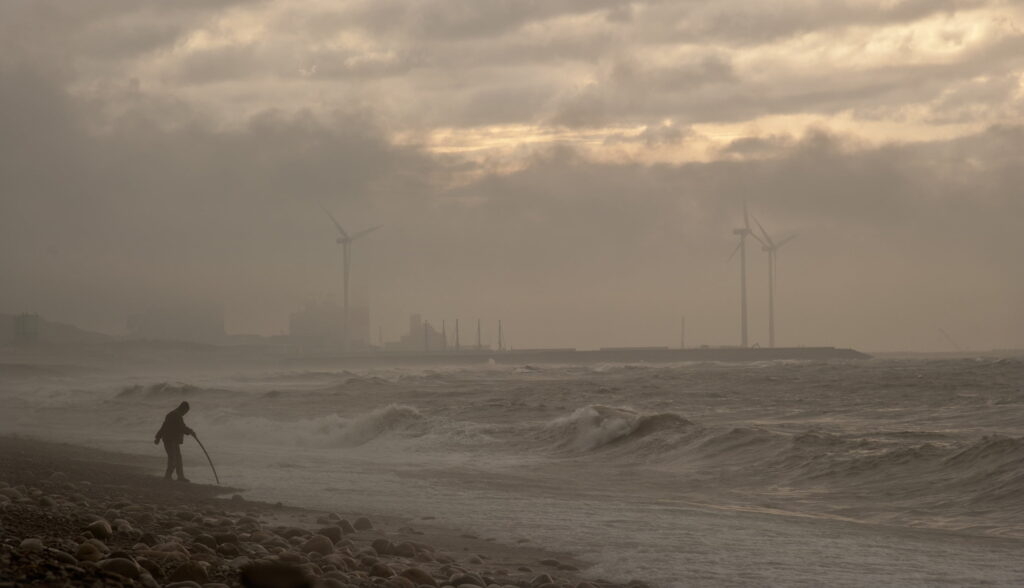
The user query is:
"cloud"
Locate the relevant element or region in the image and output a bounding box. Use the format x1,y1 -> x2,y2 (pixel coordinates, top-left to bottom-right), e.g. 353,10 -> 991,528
1,0 -> 1021,350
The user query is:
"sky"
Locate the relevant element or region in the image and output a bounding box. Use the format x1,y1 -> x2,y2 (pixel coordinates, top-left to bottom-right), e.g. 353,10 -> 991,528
1,0 -> 1022,352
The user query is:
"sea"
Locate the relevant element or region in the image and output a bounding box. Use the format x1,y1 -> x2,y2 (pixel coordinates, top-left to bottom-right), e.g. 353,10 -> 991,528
2,355 -> 1023,587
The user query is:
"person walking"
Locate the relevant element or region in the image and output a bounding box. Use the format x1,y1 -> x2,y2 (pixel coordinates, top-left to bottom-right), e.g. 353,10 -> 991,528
154,401 -> 195,482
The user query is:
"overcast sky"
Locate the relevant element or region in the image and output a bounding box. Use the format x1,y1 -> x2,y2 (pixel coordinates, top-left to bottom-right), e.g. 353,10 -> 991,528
2,0 -> 1022,351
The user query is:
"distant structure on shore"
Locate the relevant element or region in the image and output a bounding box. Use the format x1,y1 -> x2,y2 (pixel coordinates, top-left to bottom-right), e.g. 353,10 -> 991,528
729,202 -> 756,348
12,313 -> 40,344
731,203 -> 799,349
289,300 -> 370,350
750,214 -> 796,348
0,313 -> 110,346
383,314 -> 450,351
319,205 -> 381,352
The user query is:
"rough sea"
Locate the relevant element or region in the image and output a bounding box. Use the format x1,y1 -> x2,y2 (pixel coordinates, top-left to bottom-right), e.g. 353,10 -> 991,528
3,356 -> 1023,587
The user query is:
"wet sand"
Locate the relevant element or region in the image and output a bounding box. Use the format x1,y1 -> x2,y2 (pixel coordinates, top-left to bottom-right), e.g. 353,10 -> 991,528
0,435 -> 638,588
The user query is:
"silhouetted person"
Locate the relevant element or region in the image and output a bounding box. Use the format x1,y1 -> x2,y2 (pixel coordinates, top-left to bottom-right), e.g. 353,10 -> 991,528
154,401 -> 194,481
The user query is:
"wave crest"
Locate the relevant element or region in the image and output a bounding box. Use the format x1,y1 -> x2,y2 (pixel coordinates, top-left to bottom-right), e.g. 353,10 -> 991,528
541,405 -> 693,452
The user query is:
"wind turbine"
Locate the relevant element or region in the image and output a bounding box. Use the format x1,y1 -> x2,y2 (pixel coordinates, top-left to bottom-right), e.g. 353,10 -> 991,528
320,205 -> 381,351
729,202 -> 760,348
751,215 -> 796,348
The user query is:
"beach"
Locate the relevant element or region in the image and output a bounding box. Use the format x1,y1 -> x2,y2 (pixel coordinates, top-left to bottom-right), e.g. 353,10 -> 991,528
0,435 -> 624,588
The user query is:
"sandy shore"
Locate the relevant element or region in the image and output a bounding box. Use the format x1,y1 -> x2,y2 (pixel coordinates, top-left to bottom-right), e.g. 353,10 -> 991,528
0,435 -> 641,588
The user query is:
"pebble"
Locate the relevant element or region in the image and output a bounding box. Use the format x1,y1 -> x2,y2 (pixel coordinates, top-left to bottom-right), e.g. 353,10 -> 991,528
392,542 -> 417,558
372,538 -> 394,556
19,538 -> 45,552
278,550 -> 306,563
164,582 -> 203,588
0,487 -> 23,500
318,526 -> 343,543
87,519 -> 113,540
280,527 -> 310,539
539,559 -> 560,567
213,532 -> 239,545
168,561 -> 209,584
76,541 -> 105,562
194,534 -> 218,549
370,562 -> 396,578
450,573 -> 486,587
97,557 -> 141,579
353,516 -> 374,531
302,534 -> 335,556
230,555 -> 253,568
240,561 -> 311,587
50,549 -> 78,565
400,567 -> 439,587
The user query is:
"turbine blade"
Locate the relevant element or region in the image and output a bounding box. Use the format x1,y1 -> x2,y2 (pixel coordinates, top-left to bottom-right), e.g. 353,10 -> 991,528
751,214 -> 774,248
776,234 -> 797,249
728,241 -> 742,262
319,204 -> 349,239
351,225 -> 382,240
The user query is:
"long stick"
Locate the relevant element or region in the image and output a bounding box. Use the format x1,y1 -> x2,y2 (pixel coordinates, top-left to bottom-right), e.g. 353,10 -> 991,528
192,435 -> 220,485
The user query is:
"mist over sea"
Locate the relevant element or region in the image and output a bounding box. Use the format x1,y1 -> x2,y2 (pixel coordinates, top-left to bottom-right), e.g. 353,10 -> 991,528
3,357 -> 1023,587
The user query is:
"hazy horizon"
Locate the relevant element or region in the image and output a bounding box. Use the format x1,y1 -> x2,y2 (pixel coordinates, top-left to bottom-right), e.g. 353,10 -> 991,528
2,1 -> 1022,352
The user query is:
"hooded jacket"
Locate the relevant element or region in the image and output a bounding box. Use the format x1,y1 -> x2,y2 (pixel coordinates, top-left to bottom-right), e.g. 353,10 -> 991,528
155,402 -> 194,445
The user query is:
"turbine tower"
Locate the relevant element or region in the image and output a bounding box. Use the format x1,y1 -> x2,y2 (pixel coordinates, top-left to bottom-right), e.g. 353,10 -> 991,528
729,202 -> 758,347
321,205 -> 381,351
751,215 -> 796,348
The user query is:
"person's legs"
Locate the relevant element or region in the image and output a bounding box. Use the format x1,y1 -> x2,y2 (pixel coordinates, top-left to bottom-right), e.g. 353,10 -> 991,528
163,441 -> 175,479
172,443 -> 185,480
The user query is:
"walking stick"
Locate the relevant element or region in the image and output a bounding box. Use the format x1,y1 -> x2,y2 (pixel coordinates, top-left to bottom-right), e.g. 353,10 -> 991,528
192,434 -> 221,485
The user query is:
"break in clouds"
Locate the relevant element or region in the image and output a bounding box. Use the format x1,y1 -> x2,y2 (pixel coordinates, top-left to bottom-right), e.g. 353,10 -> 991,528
1,0 -> 1022,351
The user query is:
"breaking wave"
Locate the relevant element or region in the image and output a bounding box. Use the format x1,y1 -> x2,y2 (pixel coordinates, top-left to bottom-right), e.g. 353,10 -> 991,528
116,382 -> 234,400
196,404 -> 427,449
539,405 -> 694,452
